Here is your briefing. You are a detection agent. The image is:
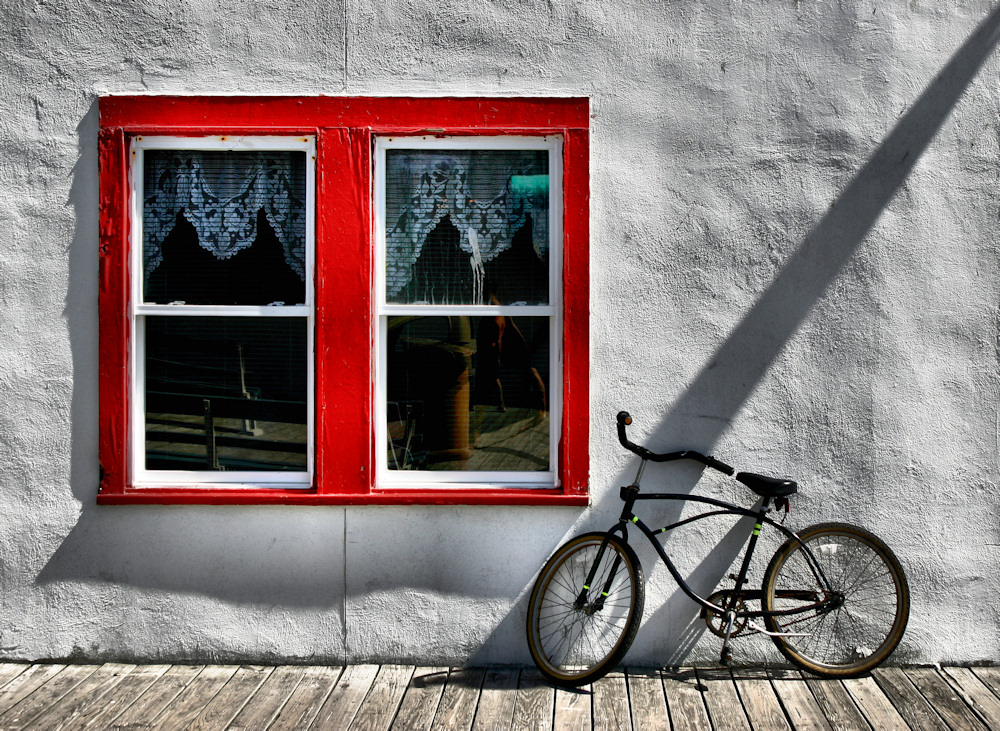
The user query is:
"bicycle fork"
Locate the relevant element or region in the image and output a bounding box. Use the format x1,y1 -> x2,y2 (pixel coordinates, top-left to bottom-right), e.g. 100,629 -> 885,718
574,536 -> 625,614
574,467 -> 646,613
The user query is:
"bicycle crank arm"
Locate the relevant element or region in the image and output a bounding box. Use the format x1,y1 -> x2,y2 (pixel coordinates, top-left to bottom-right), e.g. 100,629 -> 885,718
745,620 -> 808,638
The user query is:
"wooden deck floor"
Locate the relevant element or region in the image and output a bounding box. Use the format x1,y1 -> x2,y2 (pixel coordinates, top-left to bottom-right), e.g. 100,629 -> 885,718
0,662 -> 996,730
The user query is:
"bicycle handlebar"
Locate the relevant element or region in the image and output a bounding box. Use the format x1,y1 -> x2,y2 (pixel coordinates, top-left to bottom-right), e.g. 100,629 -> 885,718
616,411 -> 735,476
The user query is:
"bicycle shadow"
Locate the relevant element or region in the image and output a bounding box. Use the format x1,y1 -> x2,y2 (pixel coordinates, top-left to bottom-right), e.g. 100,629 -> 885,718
471,4 -> 1000,668
633,513 -> 759,667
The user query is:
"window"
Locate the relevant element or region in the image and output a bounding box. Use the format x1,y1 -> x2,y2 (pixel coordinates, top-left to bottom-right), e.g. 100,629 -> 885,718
131,137 -> 314,487
98,97 -> 589,505
376,137 -> 560,487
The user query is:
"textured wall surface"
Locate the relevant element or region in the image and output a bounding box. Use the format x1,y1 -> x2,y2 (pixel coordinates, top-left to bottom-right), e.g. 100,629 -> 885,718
1,0 -> 999,666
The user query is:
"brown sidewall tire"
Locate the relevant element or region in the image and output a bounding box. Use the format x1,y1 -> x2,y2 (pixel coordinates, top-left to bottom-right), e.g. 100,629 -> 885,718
526,532 -> 644,686
762,522 -> 909,677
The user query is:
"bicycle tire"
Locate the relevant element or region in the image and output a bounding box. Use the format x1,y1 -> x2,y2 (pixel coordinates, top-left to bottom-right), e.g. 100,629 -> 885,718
526,532 -> 644,686
761,522 -> 909,677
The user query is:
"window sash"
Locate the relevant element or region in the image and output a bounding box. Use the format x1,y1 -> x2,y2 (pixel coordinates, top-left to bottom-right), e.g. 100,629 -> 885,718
373,136 -> 563,487
129,136 -> 316,488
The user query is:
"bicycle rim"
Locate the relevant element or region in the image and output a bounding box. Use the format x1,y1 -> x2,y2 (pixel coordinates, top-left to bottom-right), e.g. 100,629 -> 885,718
762,522 -> 909,677
526,533 -> 643,686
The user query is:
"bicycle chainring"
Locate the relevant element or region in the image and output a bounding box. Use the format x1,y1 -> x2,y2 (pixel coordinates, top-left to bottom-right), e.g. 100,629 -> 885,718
704,590 -> 749,638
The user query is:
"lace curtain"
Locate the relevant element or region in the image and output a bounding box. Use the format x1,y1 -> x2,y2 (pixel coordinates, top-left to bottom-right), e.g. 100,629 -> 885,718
385,150 -> 549,302
143,151 -> 307,280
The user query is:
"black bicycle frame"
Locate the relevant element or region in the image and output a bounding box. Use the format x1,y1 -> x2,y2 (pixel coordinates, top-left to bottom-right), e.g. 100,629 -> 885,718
586,411 -> 840,627
581,482 -> 836,623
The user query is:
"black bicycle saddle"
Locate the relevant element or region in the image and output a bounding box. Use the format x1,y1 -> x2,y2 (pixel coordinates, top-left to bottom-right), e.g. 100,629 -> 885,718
735,471 -> 798,498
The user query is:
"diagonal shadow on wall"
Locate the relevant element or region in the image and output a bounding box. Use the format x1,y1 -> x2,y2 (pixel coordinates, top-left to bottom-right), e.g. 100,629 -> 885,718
472,5 -> 1000,666
664,5 -> 1000,449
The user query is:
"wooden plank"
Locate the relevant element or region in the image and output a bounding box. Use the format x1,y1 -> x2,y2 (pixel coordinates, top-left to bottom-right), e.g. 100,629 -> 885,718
591,671 -> 629,731
903,667 -> 988,730
767,668 -> 832,731
841,675 -> 908,730
802,675 -> 872,731
552,682 -> 591,731
227,665 -> 305,731
971,666 -> 1000,697
869,667 -> 946,731
350,665 -> 415,731
470,667 -> 519,731
0,664 -> 66,715
145,665 -> 238,728
0,664 -> 98,730
28,663 -> 135,731
661,669 -> 710,731
67,664 -> 171,730
431,668 -> 486,731
695,668 -> 751,731
107,664 -> 202,728
509,668 -> 554,731
943,666 -> 1000,728
311,663 -> 381,730
0,664 -> 28,691
187,665 -> 272,730
389,666 -> 449,731
267,665 -> 342,731
731,668 -> 791,731
627,668 -> 669,731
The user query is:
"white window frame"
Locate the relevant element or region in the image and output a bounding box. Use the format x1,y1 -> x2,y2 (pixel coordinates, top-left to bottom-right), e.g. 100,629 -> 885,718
128,135 -> 316,489
373,135 -> 563,490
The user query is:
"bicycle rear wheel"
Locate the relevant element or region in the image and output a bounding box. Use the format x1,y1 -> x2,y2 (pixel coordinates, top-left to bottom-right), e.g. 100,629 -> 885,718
762,522 -> 909,677
526,532 -> 644,686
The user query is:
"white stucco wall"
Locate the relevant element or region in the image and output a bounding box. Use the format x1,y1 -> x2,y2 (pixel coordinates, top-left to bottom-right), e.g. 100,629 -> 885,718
1,0 -> 999,667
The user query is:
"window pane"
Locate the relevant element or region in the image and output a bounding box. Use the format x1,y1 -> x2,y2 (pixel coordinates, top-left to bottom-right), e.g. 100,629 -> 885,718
386,315 -> 549,472
385,149 -> 550,306
143,150 -> 307,306
144,317 -> 308,472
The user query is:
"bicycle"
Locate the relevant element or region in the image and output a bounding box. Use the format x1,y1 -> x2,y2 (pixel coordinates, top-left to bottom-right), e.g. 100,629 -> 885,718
525,411 -> 910,686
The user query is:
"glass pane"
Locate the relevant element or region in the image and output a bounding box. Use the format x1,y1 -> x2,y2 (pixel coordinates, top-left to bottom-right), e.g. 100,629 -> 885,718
386,315 -> 549,472
385,149 -> 550,306
143,150 -> 307,306
144,317 -> 308,472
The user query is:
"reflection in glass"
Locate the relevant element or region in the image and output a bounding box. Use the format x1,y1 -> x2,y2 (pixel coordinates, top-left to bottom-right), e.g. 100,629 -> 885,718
387,316 -> 549,472
142,150 -> 307,306
144,317 -> 307,472
385,149 -> 549,306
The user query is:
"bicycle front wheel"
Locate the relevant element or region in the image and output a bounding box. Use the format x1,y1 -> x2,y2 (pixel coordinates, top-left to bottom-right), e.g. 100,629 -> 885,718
526,532 -> 644,686
762,522 -> 909,677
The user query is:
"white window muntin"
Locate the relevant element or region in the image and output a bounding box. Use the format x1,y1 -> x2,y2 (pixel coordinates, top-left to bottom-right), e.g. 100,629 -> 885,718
374,135 -> 563,488
129,135 -> 315,488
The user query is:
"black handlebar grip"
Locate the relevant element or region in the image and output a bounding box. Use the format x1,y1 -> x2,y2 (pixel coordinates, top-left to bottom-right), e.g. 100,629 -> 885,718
616,411 -> 638,452
703,455 -> 735,476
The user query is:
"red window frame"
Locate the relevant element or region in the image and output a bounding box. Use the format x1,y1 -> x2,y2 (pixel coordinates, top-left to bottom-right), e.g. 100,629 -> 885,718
97,96 -> 590,505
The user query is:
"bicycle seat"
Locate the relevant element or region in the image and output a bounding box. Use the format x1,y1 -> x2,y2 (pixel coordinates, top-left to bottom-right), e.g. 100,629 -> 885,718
735,471 -> 798,498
